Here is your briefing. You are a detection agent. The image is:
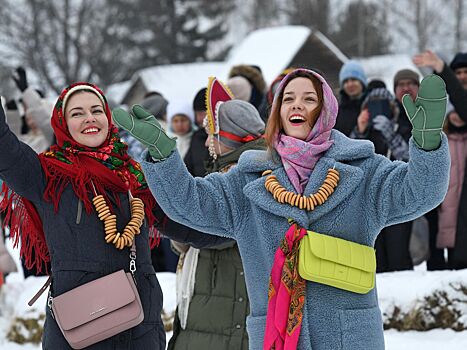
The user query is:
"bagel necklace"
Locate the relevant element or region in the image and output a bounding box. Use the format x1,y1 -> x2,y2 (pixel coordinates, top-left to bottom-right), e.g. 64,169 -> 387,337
262,168 -> 340,211
91,184 -> 145,250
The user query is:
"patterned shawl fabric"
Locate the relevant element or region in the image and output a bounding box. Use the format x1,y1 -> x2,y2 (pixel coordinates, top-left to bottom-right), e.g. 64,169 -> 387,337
1,82 -> 159,273
264,223 -> 307,350
273,69 -> 339,194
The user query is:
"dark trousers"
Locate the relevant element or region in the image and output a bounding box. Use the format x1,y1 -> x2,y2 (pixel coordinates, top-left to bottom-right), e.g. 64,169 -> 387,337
426,209 -> 467,270
375,221 -> 413,273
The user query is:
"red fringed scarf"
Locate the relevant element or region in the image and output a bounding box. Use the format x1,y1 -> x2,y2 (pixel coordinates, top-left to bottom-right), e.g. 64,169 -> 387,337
0,82 -> 159,274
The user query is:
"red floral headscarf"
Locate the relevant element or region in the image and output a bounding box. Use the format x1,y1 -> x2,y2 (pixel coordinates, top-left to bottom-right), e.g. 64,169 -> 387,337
1,82 -> 160,273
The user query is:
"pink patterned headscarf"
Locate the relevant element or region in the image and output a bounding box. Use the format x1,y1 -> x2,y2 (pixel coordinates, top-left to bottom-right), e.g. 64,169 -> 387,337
273,69 -> 339,193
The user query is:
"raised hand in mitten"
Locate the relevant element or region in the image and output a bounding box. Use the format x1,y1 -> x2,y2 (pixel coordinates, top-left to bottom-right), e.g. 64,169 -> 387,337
12,67 -> 28,92
113,105 -> 176,160
402,74 -> 447,151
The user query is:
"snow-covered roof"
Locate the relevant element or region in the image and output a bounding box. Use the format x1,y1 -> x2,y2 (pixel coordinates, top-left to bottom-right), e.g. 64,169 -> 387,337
356,54 -> 423,94
223,25 -> 311,85
138,62 -> 226,104
105,80 -> 132,105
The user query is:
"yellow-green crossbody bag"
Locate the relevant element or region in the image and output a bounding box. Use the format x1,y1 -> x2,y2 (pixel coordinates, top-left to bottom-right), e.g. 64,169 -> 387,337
298,231 -> 376,294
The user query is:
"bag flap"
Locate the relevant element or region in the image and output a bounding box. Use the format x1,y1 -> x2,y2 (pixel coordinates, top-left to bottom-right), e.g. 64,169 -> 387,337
305,231 -> 376,272
52,270 -> 136,331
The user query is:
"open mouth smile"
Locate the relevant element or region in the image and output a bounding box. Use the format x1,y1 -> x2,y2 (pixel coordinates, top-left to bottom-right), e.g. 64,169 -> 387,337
289,114 -> 306,125
82,127 -> 101,135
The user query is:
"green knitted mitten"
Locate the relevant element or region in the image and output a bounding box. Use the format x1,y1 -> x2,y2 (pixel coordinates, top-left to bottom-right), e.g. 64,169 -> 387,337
113,105 -> 176,160
402,74 -> 447,151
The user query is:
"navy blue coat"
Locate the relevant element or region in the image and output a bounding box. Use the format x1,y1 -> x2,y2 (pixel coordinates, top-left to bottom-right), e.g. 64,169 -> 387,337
0,121 -> 165,349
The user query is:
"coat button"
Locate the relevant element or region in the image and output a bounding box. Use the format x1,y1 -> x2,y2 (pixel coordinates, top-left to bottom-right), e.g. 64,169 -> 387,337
239,271 -> 244,276
236,324 -> 241,329
238,297 -> 244,302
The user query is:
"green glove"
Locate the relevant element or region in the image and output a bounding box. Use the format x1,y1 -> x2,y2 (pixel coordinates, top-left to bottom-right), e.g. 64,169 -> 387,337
402,74 -> 447,151
113,105 -> 176,159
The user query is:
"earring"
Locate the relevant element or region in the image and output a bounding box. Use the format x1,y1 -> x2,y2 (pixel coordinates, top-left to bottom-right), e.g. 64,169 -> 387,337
208,134 -> 217,160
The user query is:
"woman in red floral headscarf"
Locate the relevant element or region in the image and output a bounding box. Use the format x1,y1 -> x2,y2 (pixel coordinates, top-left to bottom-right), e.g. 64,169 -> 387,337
0,83 -> 167,349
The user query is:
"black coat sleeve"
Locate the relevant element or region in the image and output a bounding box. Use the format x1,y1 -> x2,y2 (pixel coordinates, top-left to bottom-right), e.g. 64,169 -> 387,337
437,65 -> 467,122
152,202 -> 234,249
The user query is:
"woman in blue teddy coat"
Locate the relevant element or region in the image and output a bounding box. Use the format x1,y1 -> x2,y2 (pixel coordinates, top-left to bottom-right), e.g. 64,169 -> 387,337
114,69 -> 450,350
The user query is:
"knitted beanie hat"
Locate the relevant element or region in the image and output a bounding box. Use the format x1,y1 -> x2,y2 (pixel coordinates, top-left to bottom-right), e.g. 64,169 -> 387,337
227,76 -> 253,101
218,100 -> 265,149
141,94 -> 168,121
339,60 -> 367,87
450,52 -> 467,71
393,69 -> 420,91
192,88 -> 207,112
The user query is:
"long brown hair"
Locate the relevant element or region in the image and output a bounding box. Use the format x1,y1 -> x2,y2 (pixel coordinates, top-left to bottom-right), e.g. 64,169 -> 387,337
264,70 -> 324,149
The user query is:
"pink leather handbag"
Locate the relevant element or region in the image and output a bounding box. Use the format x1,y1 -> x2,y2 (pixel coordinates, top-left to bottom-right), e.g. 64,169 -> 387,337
29,241 -> 144,349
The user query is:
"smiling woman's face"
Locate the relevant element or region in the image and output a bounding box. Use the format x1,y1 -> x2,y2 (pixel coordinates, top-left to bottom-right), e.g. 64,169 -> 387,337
64,91 -> 109,148
280,77 -> 320,140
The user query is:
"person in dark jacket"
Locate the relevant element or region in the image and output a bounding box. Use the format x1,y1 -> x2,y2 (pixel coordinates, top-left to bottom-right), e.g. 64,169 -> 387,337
413,50 -> 467,269
335,60 -> 368,136
0,83 -> 225,349
184,88 -> 209,177
168,80 -> 265,350
0,83 -> 167,349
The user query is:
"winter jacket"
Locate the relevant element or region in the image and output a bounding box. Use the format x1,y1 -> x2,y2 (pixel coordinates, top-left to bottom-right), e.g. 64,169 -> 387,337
184,128 -> 209,177
141,130 -> 450,350
437,132 -> 467,248
334,91 -> 366,136
168,140 -> 266,350
168,242 -> 249,350
0,117 -> 166,349
436,64 -> 467,122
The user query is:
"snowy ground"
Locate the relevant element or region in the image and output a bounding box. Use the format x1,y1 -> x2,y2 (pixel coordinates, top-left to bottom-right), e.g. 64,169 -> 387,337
1,239 -> 466,349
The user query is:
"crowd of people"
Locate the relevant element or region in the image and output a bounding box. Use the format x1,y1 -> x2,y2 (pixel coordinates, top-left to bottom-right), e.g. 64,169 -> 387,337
0,50 -> 465,349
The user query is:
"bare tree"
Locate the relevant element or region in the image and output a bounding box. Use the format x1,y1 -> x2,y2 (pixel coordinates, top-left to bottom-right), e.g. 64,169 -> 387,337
331,1 -> 391,57
0,0 -> 234,93
386,0 -> 452,53
454,0 -> 465,52
280,0 -> 331,35
0,0 -> 129,93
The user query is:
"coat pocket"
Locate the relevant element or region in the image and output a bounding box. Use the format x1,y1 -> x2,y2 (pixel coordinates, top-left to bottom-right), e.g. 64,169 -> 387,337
339,306 -> 385,350
246,315 -> 266,350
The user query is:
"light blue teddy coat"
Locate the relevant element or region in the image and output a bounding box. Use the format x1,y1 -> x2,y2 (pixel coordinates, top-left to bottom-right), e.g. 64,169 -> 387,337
141,130 -> 450,350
